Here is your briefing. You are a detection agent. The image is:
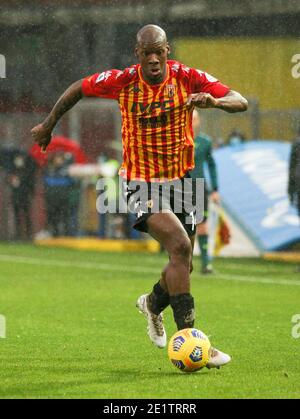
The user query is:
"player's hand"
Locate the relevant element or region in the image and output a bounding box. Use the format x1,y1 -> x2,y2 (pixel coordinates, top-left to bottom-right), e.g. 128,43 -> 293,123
187,93 -> 219,109
210,191 -> 221,205
31,122 -> 53,152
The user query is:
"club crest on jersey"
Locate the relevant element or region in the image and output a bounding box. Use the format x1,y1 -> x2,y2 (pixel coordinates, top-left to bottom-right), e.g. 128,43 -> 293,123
165,84 -> 176,98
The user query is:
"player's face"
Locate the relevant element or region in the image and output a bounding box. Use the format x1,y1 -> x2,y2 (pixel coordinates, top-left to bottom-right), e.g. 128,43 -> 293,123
135,41 -> 170,84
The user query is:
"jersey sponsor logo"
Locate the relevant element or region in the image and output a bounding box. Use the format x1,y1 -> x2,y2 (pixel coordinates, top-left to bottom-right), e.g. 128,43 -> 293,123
130,99 -> 174,113
139,114 -> 168,129
96,71 -> 112,84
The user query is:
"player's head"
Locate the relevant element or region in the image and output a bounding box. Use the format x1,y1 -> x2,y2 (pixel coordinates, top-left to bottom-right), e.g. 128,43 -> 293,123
192,109 -> 201,136
135,24 -> 170,84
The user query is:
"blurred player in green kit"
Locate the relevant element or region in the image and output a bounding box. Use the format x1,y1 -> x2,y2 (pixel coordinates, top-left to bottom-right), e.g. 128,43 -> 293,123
190,109 -> 220,274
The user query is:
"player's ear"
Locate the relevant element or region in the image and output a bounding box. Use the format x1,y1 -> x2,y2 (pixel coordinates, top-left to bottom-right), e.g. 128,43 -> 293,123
166,43 -> 171,55
134,46 -> 139,59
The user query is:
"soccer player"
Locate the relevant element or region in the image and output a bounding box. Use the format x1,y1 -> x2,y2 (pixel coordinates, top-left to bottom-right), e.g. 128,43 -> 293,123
31,25 -> 248,369
190,109 -> 220,274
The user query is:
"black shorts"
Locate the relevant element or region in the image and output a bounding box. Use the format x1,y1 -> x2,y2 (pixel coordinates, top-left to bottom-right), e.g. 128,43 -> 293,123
122,173 -> 204,237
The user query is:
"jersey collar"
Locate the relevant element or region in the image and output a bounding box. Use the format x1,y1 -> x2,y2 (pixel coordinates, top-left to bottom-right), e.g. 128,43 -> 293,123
138,63 -> 170,88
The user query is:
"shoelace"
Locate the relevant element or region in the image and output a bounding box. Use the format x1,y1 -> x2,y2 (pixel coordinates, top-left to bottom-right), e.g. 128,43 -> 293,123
150,313 -> 164,336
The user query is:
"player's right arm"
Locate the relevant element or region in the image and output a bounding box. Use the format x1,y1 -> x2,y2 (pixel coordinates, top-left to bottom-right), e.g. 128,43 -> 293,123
31,68 -> 132,151
31,80 -> 83,151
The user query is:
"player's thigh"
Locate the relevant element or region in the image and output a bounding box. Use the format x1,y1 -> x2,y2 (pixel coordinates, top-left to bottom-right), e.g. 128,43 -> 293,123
189,233 -> 196,273
189,233 -> 196,251
147,212 -> 192,258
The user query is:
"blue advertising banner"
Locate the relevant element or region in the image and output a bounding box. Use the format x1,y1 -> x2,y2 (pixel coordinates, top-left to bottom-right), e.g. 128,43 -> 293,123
213,141 -> 300,251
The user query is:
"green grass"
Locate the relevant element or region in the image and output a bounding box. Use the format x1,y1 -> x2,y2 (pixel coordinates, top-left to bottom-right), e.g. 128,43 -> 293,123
0,242 -> 300,399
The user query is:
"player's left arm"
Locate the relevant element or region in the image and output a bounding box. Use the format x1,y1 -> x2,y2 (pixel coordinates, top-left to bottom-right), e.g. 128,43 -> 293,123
188,89 -> 248,113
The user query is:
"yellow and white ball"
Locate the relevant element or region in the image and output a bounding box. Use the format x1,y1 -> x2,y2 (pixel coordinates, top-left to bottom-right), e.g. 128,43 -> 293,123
168,328 -> 211,372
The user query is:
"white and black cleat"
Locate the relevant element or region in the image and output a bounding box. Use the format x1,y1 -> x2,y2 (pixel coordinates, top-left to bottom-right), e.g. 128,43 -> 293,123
206,347 -> 231,369
136,294 -> 167,349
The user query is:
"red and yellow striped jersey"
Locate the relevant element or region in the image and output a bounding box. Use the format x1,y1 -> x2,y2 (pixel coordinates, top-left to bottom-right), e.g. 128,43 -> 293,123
82,60 -> 229,182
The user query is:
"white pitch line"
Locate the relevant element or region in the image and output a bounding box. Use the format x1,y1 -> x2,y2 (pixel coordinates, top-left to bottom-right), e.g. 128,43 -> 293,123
0,254 -> 300,287
0,254 -> 158,274
199,273 -> 300,287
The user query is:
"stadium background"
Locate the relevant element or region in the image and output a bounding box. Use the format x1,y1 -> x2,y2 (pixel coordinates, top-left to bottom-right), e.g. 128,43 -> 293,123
1,0 -> 300,246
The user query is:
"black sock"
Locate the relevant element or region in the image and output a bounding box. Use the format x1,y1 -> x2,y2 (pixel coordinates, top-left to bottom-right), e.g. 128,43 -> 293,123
170,293 -> 195,330
148,281 -> 170,315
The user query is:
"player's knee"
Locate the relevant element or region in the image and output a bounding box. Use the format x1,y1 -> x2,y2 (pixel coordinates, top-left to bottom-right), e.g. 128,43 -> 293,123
170,236 -> 192,262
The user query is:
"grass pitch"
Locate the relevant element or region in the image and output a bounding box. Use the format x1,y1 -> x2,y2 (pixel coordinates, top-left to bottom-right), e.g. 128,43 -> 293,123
0,242 -> 299,399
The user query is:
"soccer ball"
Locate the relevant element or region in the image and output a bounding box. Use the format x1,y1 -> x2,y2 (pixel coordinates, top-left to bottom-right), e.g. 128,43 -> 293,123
168,328 -> 211,372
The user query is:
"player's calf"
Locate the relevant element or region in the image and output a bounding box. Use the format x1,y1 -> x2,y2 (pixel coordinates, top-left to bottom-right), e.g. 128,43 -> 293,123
148,281 -> 170,314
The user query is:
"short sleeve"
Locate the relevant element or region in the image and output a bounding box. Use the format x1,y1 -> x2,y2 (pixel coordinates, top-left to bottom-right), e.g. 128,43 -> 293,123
190,69 -> 230,98
82,69 -> 125,100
